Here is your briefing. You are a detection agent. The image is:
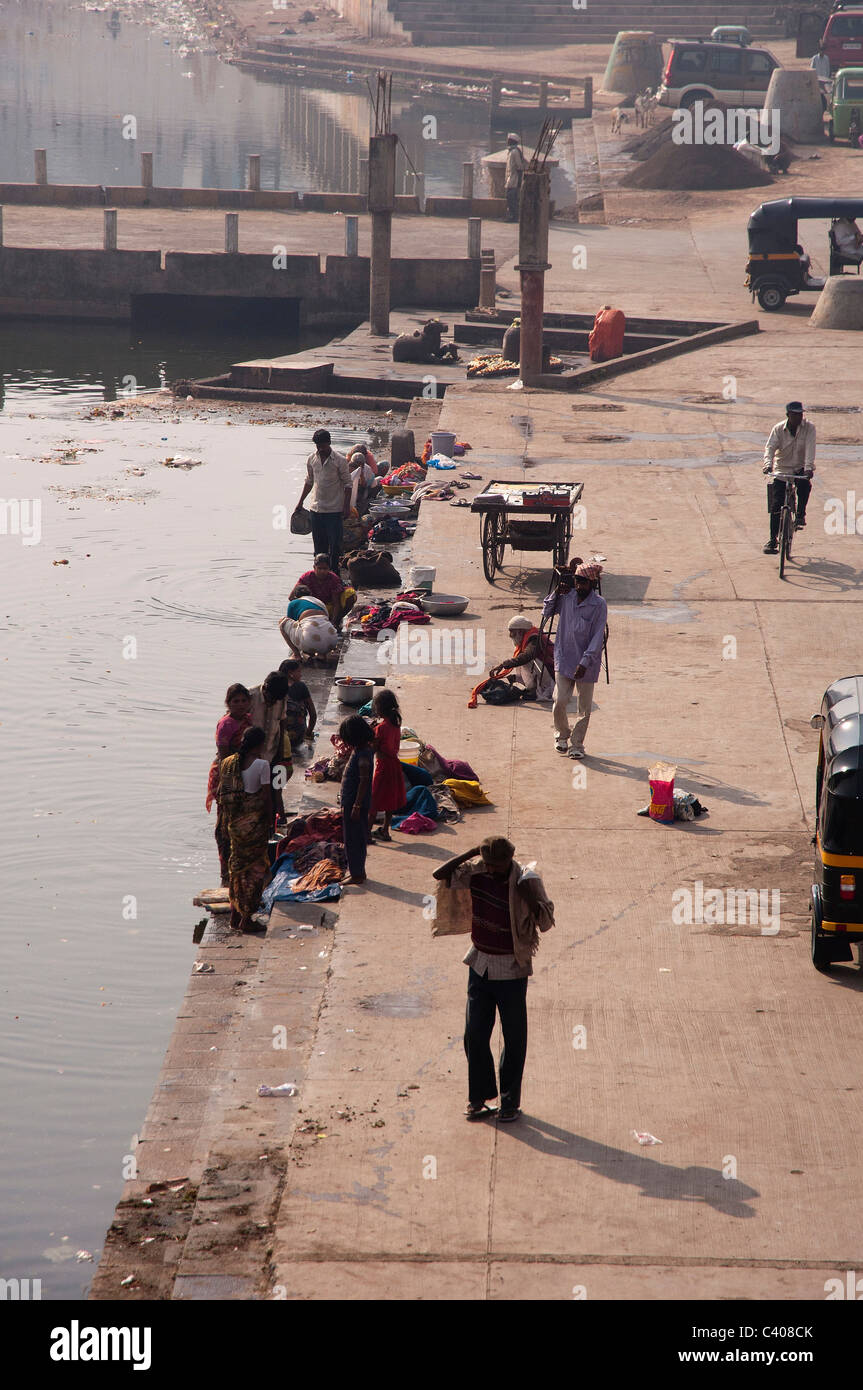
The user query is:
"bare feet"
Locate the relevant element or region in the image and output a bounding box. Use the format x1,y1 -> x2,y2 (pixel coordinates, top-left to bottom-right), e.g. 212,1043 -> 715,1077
342,875 -> 367,886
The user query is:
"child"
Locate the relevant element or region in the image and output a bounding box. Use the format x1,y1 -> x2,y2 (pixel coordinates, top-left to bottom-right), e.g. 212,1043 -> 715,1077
339,716 -> 374,886
369,688 -> 407,842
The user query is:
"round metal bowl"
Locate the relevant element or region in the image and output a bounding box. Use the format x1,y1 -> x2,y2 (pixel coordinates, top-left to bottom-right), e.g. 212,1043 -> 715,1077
335,677 -> 376,706
420,592 -> 469,616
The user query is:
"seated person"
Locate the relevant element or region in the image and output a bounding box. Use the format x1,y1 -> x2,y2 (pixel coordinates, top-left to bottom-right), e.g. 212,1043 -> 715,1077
348,449 -> 382,515
832,216 -> 863,262
277,657 -> 317,745
489,614 -> 556,701
291,553 -> 356,627
286,584 -> 328,620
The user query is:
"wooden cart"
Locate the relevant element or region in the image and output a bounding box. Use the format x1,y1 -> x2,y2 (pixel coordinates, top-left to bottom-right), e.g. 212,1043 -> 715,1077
470,480 -> 584,581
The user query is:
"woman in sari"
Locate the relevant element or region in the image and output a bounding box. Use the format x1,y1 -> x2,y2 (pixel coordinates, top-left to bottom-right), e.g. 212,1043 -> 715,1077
218,725 -> 274,932
206,683 -> 252,886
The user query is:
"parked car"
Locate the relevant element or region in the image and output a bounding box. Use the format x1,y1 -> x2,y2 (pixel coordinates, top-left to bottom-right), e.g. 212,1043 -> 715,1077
657,39 -> 782,109
821,5 -> 863,70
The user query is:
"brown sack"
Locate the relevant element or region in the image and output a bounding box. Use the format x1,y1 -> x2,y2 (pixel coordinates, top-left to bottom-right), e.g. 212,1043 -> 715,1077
431,879 -> 472,937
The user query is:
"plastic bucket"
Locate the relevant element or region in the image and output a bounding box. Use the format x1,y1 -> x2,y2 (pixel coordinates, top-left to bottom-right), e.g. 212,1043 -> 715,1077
409,565 -> 436,592
399,737 -> 422,765
430,430 -> 456,458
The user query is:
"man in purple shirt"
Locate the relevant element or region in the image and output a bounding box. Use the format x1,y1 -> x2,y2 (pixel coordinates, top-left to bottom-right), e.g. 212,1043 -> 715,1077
542,561 -> 607,759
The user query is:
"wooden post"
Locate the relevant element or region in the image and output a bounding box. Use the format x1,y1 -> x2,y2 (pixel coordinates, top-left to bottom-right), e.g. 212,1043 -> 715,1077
583,75 -> 593,117
462,162 -> 474,200
141,153 -> 154,187
517,171 -> 551,383
467,217 -> 481,259
34,150 -> 48,185
0,207 -> 4,248
247,155 -> 261,192
538,80 -> 548,111
225,213 -> 239,253
414,172 -> 425,211
345,214 -> 359,256
103,209 -> 118,251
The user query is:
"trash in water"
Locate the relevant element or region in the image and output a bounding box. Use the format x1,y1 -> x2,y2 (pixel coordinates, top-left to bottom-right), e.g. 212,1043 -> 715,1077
633,1130 -> 662,1146
162,455 -> 203,469
193,961 -> 214,973
258,1082 -> 299,1098
120,1275 -> 136,1287
75,1250 -> 94,1262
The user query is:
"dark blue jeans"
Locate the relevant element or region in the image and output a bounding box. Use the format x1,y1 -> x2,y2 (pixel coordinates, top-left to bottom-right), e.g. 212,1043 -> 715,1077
310,510 -> 344,569
464,968 -> 528,1109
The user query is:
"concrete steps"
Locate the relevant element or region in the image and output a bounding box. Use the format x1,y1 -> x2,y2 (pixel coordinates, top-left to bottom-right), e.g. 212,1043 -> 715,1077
386,1 -> 785,45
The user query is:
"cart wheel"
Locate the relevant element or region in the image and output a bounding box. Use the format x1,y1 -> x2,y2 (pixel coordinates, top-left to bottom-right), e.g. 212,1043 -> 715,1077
811,909 -> 833,972
482,512 -> 499,581
495,513 -> 506,569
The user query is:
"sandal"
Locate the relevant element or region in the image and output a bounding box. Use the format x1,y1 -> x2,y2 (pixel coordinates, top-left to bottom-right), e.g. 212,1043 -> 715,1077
465,1102 -> 498,1121
371,828 -> 392,841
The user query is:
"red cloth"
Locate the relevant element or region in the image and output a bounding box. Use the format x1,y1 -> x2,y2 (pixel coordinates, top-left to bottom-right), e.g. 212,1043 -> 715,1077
588,307 -> 625,363
394,812 -> 437,834
372,719 -> 407,812
298,568 -> 344,605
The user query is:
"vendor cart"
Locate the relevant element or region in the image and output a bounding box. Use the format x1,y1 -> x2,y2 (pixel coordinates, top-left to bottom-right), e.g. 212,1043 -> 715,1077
470,480 -> 584,582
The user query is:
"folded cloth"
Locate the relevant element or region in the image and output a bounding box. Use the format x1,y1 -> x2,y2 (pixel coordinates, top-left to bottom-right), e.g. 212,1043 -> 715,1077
442,778 -> 492,806
292,858 -> 344,891
429,784 -> 462,821
418,744 -> 478,781
393,812 -> 437,834
260,854 -> 342,908
392,785 -> 439,825
293,841 -> 347,874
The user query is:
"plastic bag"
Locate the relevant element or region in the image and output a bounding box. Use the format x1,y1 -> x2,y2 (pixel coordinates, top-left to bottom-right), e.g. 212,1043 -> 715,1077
431,879 -> 473,937
648,762 -> 675,823
290,507 -> 312,535
480,678 -> 522,705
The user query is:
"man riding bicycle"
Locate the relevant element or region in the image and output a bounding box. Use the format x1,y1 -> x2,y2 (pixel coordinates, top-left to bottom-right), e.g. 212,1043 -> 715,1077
762,400 -> 815,555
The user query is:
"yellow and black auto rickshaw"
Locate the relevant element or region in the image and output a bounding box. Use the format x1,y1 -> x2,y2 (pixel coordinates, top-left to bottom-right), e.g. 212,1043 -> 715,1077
810,676 -> 863,970
745,196 -> 863,310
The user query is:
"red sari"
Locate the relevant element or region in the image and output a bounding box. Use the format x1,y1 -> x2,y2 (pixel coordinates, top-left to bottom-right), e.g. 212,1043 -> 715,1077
206,713 -> 251,885
371,719 -> 407,813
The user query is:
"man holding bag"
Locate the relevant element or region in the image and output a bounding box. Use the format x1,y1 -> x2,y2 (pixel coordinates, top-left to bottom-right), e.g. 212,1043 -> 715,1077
433,837 -> 554,1123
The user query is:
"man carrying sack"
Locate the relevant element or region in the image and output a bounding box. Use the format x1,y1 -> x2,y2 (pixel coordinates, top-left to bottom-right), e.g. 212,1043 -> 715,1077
433,837 -> 554,1123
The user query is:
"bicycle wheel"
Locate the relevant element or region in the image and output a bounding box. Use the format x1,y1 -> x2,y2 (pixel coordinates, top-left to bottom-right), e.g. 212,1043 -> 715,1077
779,506 -> 791,578
482,512 -> 498,581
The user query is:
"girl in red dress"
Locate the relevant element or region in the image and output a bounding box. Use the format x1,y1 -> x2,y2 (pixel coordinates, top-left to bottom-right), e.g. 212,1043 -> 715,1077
369,688 -> 407,841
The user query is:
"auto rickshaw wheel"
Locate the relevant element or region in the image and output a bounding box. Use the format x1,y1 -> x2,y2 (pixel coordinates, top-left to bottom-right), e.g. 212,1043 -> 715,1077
757,282 -> 787,311
810,908 -> 834,972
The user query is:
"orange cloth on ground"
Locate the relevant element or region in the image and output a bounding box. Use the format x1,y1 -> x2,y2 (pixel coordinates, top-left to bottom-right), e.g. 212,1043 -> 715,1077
588,307 -> 625,363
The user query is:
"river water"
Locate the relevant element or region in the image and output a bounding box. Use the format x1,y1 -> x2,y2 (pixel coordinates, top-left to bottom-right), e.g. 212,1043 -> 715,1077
0,0 -> 552,1299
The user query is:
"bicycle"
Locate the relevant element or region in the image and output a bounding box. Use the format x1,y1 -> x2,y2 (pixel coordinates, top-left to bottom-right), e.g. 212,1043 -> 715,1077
764,471 -> 807,579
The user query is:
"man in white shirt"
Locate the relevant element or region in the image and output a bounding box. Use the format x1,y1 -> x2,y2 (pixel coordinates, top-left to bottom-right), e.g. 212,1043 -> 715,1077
833,216 -> 863,262
810,43 -> 831,81
293,428 -> 352,568
762,401 -> 816,552
504,133 -> 526,222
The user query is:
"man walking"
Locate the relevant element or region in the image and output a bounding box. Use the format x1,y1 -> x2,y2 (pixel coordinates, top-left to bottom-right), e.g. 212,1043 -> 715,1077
433,836 -> 554,1123
504,132 -> 525,222
762,400 -> 815,554
543,560 -> 607,758
293,428 -> 352,569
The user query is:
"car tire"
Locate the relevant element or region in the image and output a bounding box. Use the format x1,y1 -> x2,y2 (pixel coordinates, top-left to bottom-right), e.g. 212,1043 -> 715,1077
757,283 -> 786,311
680,89 -> 714,109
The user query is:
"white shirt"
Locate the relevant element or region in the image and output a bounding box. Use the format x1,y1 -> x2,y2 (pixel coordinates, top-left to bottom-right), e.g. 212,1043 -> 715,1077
241,757 -> 271,793
763,418 -> 816,478
350,462 -> 377,510
505,144 -> 525,190
305,449 -> 351,513
810,52 -> 831,80
834,218 -> 862,255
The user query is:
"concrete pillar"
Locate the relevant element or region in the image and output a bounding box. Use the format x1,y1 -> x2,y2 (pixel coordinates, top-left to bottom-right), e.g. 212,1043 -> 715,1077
34,149 -> 47,185
403,171 -> 414,196
0,207 -> 4,248
516,171 -> 551,382
538,80 -> 548,111
103,209 -> 118,250
225,212 -> 239,253
414,172 -> 425,211
479,249 -> 496,309
462,162 -> 474,199
247,154 -> 261,191
359,157 -> 369,196
467,217 -> 481,259
141,153 -> 153,187
764,69 -> 824,142
345,214 -> 359,256
583,75 -> 593,117
368,132 -> 397,336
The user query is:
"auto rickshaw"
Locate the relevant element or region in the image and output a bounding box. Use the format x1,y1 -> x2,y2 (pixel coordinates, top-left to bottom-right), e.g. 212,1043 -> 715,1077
745,195 -> 863,308
827,66 -> 863,141
809,676 -> 863,970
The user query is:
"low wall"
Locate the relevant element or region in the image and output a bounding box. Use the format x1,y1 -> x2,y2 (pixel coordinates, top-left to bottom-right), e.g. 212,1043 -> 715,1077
0,246 -> 481,321
0,185 -> 506,217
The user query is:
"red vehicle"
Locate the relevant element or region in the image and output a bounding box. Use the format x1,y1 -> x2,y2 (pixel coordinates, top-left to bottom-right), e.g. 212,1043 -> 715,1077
822,6 -> 863,69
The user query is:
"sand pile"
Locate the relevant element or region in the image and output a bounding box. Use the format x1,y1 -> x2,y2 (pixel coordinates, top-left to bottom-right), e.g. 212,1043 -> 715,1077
621,139 -> 773,190
621,116 -> 675,162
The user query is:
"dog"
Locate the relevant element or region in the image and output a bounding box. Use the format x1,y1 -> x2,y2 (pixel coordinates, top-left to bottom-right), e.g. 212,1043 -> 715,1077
634,87 -> 658,128
610,107 -> 630,135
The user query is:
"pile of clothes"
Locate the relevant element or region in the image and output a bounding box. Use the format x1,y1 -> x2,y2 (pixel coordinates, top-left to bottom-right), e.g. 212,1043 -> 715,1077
261,808 -> 348,908
383,461 -> 426,485
350,597 -> 431,639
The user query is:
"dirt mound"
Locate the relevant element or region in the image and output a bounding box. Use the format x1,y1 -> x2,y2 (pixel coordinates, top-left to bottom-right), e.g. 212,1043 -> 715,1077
620,140 -> 773,190
621,116 -> 675,161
